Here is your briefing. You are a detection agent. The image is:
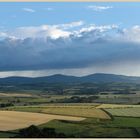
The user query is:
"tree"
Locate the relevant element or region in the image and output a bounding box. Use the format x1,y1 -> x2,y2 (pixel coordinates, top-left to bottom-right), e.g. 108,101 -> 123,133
14,125 -> 66,138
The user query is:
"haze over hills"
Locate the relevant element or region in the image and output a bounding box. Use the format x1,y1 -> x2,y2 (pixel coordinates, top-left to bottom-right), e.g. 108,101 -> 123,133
0,73 -> 140,84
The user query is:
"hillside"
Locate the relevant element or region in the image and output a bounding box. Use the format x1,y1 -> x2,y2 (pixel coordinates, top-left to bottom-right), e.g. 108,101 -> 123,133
0,73 -> 140,84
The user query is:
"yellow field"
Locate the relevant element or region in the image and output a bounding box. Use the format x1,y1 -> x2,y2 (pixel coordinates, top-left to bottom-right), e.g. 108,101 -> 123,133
0,92 -> 32,97
0,111 -> 85,131
6,105 -> 111,119
96,104 -> 140,109
41,106 -> 110,119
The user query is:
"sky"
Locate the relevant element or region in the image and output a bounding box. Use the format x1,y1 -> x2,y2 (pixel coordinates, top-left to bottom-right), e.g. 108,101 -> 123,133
0,2 -> 140,77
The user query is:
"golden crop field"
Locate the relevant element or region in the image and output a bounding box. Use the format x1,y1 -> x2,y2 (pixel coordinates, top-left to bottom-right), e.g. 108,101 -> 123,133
0,111 -> 85,131
0,92 -> 32,97
41,106 -> 111,119
6,105 -> 111,119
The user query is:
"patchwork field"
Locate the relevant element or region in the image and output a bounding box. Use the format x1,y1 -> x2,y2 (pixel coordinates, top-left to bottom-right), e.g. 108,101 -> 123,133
6,105 -> 111,119
0,111 -> 85,131
0,103 -> 140,138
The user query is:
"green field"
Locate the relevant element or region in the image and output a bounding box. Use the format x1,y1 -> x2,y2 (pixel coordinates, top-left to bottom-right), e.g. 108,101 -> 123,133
0,116 -> 140,138
38,116 -> 140,137
0,103 -> 139,138
0,94 -> 140,138
105,107 -> 140,117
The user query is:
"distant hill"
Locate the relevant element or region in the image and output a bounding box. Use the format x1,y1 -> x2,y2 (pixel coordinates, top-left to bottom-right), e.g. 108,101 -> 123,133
0,73 -> 140,84
81,73 -> 140,83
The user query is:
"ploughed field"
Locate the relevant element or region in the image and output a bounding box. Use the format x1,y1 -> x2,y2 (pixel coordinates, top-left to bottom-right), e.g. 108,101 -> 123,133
0,111 -> 85,131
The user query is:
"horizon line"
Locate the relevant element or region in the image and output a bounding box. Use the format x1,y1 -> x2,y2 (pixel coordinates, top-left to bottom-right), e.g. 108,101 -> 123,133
0,72 -> 139,78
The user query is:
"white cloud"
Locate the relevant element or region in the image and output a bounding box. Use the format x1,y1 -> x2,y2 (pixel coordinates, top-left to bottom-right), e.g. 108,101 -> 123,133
118,25 -> 140,43
1,22 -> 139,44
23,8 -> 35,13
0,32 -> 8,38
13,25 -> 71,39
88,5 -> 113,12
56,21 -> 84,29
0,32 -> 17,40
72,24 -> 118,40
4,21 -> 84,40
78,24 -> 118,33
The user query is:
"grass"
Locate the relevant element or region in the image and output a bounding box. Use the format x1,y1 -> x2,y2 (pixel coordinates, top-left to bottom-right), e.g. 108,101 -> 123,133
0,117 -> 139,138
105,108 -> 140,117
0,106 -> 140,138
38,117 -> 140,138
0,131 -> 16,138
106,116 -> 140,127
0,95 -> 74,106
5,106 -> 43,113
1,103 -> 140,138
96,104 -> 140,109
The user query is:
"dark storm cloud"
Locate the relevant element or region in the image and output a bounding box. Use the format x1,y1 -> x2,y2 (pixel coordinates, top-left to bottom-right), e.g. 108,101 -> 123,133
0,24 -> 140,71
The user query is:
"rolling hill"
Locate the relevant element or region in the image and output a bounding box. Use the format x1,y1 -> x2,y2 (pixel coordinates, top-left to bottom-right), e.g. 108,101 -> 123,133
0,73 -> 140,84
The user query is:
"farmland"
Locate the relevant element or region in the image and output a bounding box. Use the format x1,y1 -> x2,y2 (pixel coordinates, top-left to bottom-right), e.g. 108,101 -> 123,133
5,105 -> 110,119
39,117 -> 140,138
0,77 -> 140,137
105,108 -> 140,117
0,110 -> 85,131
96,103 -> 140,117
0,103 -> 139,138
96,103 -> 140,109
1,80 -> 140,105
1,1 -> 140,137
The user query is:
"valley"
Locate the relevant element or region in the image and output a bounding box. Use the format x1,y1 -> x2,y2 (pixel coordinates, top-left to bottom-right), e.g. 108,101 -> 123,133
0,73 -> 140,138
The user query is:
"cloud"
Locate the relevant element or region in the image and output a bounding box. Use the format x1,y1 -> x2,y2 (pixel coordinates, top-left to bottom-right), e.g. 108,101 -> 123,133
23,8 -> 35,13
56,21 -> 84,29
1,22 -> 140,76
0,32 -> 8,38
0,32 -> 17,40
5,21 -> 84,39
13,25 -> 71,39
118,25 -> 140,43
87,5 -> 113,11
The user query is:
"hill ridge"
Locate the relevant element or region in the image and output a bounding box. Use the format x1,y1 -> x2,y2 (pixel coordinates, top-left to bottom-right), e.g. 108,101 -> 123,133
0,73 -> 140,84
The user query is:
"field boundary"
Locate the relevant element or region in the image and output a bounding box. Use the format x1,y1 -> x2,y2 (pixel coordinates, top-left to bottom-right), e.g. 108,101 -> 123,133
101,109 -> 113,120
41,108 -> 111,120
111,115 -> 140,119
